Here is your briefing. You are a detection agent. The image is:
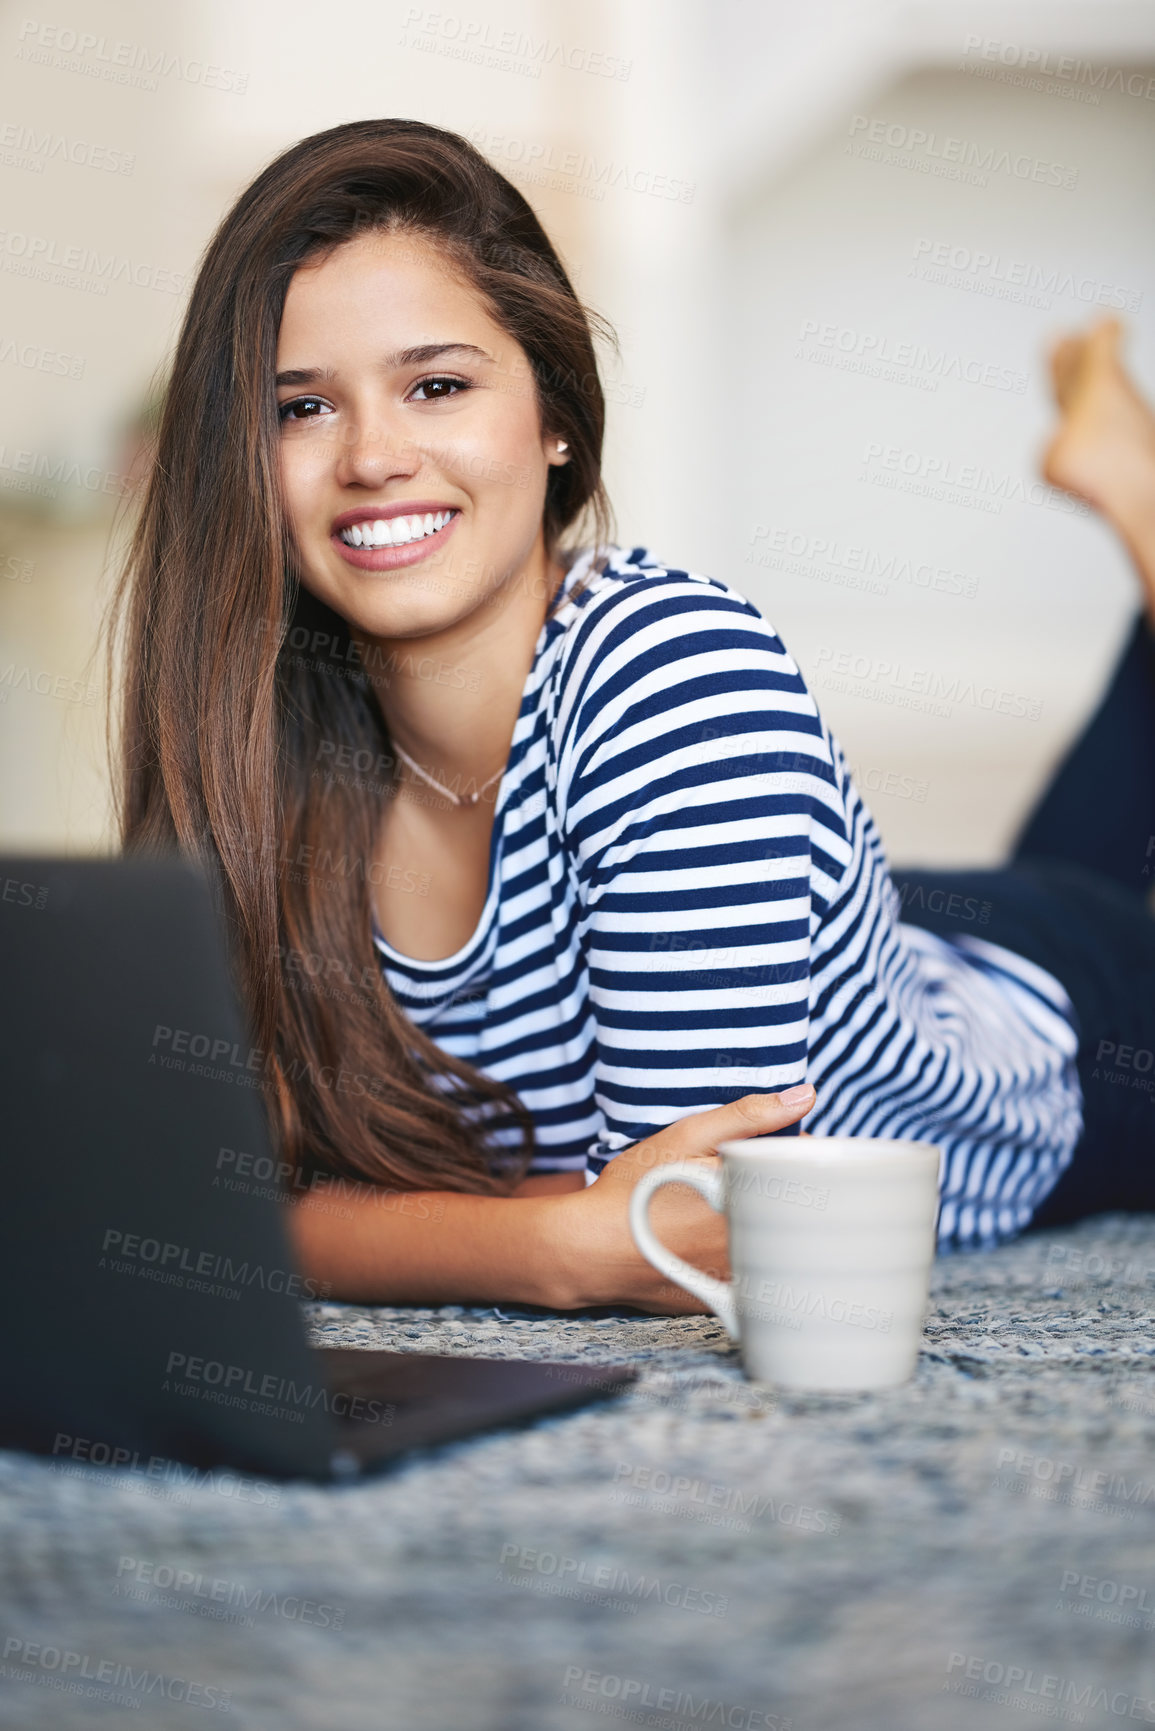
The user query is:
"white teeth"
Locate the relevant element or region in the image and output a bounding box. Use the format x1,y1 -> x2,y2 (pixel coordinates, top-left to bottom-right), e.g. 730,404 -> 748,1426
340,510 -> 455,548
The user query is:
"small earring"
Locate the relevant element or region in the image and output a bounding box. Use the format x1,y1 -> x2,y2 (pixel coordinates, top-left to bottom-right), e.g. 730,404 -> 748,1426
556,440 -> 568,453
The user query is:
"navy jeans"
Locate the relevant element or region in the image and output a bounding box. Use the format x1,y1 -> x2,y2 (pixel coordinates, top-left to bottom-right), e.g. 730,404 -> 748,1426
891,613 -> 1155,1226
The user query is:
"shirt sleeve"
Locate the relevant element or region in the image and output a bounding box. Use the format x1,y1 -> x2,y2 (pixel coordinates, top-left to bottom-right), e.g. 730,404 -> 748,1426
551,565 -> 1083,1254
554,572 -> 851,1172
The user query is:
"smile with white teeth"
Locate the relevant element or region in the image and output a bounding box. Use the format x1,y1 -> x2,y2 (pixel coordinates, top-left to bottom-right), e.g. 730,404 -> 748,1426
339,510 -> 457,549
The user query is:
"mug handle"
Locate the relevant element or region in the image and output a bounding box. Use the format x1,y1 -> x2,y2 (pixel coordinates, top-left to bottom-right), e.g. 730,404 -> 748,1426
628,1162 -> 738,1338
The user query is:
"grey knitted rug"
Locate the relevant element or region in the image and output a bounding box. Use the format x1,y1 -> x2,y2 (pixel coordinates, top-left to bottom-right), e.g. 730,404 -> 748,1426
3,1213 -> 1155,1731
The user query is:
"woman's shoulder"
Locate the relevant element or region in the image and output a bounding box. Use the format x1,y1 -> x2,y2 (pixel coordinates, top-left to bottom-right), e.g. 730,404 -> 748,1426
543,544 -> 853,852
546,541 -> 836,770
553,542 -> 798,671
561,541 -> 763,611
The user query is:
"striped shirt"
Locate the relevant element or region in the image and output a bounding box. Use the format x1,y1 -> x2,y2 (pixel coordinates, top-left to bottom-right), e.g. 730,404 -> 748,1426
374,544 -> 1083,1251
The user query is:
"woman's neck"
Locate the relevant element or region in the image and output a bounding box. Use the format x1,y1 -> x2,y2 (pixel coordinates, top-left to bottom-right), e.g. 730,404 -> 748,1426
358,546 -> 567,794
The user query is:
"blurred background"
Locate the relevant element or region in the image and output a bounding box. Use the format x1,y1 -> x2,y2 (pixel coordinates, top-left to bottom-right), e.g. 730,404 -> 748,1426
2,0 -> 1155,865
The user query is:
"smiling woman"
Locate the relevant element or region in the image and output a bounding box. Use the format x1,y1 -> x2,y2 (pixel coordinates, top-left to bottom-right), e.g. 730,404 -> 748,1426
106,117 -> 810,1310
111,121 -> 610,1191
107,117 -> 1155,1310
272,229 -> 584,961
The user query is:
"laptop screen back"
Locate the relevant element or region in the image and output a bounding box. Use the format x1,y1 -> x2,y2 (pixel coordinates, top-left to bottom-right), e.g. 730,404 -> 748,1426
0,857 -> 334,1479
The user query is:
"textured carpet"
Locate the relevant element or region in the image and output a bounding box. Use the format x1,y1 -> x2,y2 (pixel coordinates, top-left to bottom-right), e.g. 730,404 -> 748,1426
3,1214 -> 1155,1731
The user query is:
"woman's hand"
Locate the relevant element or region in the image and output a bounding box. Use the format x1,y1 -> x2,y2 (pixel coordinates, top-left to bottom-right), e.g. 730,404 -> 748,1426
548,1086 -> 816,1312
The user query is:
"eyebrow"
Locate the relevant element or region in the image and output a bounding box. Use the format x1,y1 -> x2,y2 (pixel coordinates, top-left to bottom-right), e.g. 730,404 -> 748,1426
274,342 -> 493,388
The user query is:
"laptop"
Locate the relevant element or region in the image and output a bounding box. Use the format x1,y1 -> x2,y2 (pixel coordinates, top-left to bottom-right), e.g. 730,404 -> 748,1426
0,856 -> 635,1481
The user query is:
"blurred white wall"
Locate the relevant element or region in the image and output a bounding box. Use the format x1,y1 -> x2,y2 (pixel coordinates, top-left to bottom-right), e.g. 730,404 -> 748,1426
2,0 -> 1155,864
725,60 -> 1155,863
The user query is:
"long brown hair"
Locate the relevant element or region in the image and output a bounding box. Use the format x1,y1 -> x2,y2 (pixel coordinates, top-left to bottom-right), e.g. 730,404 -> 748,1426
109,118 -> 616,1195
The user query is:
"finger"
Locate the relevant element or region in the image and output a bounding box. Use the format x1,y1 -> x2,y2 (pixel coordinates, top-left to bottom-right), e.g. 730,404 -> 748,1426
657,1086 -> 816,1162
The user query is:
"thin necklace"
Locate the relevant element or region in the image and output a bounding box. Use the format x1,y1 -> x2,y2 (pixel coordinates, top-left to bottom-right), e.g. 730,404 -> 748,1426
392,740 -> 505,807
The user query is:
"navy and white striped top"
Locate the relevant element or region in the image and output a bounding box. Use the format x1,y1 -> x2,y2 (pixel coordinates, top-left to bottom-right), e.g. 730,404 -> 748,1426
374,544 -> 1082,1251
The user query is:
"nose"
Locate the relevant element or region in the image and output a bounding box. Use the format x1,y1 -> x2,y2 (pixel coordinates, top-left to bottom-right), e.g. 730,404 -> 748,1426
334,405 -> 420,491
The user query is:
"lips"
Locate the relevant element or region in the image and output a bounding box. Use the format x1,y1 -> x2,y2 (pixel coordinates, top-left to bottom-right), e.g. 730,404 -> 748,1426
329,502 -> 462,571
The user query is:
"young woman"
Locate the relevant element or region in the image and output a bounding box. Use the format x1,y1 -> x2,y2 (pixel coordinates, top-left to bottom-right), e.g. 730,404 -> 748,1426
112,119 -> 1155,1309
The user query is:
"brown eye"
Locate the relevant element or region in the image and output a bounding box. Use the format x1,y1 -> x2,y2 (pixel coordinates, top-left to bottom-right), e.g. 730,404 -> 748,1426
409,376 -> 469,402
279,396 -> 329,422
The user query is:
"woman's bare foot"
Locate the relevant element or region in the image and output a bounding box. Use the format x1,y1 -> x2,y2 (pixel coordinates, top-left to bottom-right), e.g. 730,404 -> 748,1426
1042,317 -> 1155,622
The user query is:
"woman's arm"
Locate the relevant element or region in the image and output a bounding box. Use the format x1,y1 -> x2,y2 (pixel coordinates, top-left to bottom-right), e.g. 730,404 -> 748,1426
555,575 -> 839,1171
288,1181 -> 572,1307
287,1088 -> 814,1309
511,1172 -> 587,1196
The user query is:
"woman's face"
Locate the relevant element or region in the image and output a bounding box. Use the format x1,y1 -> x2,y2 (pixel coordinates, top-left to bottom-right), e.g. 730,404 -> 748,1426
274,229 -> 568,641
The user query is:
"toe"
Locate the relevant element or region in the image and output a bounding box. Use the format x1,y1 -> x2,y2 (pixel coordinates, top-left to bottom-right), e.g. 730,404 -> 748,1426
1050,335 -> 1085,407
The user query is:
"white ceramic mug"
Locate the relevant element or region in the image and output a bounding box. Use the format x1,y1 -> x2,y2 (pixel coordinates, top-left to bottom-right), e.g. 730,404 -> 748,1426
628,1137 -> 943,1391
